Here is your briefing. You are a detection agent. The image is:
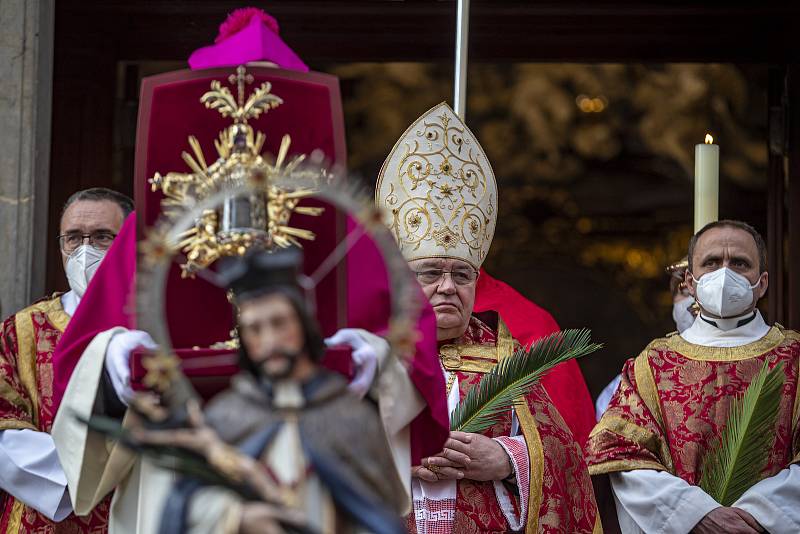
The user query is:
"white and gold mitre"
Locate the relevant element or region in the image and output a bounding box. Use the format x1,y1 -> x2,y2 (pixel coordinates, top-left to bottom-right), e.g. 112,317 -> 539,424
375,102 -> 497,269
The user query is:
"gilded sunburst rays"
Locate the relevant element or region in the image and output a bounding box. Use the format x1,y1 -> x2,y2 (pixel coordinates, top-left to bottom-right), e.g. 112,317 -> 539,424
147,67 -> 328,276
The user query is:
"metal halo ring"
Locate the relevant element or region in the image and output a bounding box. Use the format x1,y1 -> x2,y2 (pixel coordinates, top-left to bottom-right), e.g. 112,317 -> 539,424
137,174 -> 422,387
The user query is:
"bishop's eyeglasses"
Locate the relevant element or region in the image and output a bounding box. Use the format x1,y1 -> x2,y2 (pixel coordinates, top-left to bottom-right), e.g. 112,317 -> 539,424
57,231 -> 117,254
414,268 -> 478,286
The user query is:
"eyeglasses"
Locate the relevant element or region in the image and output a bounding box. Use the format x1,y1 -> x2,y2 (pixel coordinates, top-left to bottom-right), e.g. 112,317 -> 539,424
414,268 -> 478,286
57,231 -> 117,254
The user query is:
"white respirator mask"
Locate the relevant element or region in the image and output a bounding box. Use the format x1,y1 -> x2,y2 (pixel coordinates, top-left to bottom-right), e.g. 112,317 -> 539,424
65,245 -> 106,298
691,267 -> 760,319
672,296 -> 696,333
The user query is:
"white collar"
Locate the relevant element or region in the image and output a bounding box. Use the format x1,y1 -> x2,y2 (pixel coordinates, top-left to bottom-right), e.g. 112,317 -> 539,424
680,309 -> 771,347
60,290 -> 80,317
273,380 -> 305,409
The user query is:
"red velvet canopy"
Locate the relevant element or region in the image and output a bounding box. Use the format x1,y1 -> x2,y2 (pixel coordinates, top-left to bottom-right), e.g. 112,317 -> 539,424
135,66 -> 347,347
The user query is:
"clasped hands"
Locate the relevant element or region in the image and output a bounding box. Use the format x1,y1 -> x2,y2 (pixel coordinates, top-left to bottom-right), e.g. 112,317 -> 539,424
412,431 -> 513,483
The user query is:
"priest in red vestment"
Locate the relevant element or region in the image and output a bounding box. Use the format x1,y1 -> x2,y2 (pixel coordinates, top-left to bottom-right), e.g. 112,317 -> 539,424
376,102 -> 600,533
588,220 -> 800,534
0,188 -> 133,533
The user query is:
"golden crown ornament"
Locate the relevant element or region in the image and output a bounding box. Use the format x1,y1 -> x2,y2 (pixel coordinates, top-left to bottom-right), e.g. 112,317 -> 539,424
149,65 -> 328,277
375,102 -> 497,269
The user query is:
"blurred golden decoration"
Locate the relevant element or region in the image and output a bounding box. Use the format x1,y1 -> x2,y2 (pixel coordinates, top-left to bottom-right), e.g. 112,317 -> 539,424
142,351 -> 181,393
139,227 -> 176,268
666,257 -> 689,277
149,65 -> 327,277
576,95 -> 608,113
331,62 -> 765,187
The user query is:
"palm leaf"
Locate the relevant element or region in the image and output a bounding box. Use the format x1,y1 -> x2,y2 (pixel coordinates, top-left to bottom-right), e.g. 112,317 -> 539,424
450,328 -> 601,433
243,82 -> 284,121
699,361 -> 785,506
200,81 -> 238,119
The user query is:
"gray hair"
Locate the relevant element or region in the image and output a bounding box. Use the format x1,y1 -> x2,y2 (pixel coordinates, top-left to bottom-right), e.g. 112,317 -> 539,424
61,187 -> 134,219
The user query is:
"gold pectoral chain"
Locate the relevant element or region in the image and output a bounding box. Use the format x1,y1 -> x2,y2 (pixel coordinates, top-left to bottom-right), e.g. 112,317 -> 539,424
446,370 -> 457,395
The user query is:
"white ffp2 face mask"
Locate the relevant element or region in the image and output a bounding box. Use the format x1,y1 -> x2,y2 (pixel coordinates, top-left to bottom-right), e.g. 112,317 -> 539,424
672,296 -> 696,333
692,267 -> 760,319
65,245 -> 106,298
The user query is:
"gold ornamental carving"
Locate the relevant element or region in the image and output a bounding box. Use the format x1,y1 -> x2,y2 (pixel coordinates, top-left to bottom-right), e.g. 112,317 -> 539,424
440,344 -> 463,369
149,65 -> 328,277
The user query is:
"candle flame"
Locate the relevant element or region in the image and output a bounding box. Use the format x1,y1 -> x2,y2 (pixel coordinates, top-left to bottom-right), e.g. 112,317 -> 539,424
704,134 -> 714,144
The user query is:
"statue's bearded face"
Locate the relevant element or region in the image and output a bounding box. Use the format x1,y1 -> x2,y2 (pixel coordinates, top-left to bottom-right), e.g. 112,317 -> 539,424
408,258 -> 478,341
238,292 -> 306,379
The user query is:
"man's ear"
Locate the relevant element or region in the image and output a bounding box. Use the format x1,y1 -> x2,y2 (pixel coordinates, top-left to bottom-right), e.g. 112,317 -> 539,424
756,271 -> 769,299
684,270 -> 697,298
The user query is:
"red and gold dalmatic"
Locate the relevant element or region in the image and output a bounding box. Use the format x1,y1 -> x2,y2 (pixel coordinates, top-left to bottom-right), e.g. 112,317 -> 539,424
411,314 -> 599,534
0,295 -> 109,533
587,326 -> 800,487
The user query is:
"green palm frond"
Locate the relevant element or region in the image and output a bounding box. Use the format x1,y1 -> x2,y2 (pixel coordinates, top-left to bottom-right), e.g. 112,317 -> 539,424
450,328 -> 601,433
699,361 -> 785,506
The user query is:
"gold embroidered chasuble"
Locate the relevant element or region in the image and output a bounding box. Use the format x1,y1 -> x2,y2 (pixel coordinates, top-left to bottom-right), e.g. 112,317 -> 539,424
420,314 -> 600,533
587,326 -> 800,486
0,294 -> 110,533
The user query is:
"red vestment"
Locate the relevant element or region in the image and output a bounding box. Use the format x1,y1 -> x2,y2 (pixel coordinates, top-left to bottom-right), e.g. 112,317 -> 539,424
587,327 -> 800,485
0,295 -> 110,533
411,314 -> 599,533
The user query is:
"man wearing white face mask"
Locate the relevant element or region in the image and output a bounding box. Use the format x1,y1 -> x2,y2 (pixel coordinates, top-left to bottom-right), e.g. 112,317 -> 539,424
0,187 -> 134,532
587,220 -> 800,534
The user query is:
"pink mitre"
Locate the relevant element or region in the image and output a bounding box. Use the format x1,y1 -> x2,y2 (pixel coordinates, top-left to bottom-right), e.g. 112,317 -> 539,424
189,7 -> 309,72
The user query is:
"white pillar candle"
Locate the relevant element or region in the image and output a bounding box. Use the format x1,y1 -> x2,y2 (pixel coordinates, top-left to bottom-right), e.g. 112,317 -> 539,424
694,134 -> 719,232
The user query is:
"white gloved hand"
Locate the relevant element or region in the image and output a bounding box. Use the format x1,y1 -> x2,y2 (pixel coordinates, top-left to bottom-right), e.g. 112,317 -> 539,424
105,329 -> 157,405
324,328 -> 381,399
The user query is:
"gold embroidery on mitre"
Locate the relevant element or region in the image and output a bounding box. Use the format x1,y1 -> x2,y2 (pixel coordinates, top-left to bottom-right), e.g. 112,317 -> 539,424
432,227 -> 459,250
376,102 -> 497,268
